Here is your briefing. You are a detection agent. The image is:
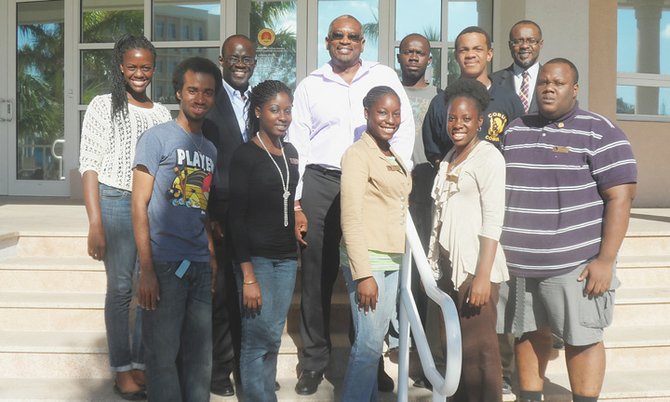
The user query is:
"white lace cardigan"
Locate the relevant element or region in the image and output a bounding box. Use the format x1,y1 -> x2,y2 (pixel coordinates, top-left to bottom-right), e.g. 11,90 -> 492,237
79,94 -> 172,191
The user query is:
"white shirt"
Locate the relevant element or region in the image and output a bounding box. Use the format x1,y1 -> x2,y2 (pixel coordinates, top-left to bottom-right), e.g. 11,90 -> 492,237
287,60 -> 415,199
512,62 -> 540,105
79,94 -> 171,191
222,79 -> 252,142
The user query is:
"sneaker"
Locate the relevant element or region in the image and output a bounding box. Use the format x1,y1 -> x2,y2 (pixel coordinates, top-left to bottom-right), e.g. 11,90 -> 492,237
502,377 -> 513,395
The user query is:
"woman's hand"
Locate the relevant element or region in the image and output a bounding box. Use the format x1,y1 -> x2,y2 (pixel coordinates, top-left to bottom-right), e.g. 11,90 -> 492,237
468,273 -> 491,307
356,276 -> 378,314
87,222 -> 106,261
294,210 -> 308,247
240,262 -> 261,314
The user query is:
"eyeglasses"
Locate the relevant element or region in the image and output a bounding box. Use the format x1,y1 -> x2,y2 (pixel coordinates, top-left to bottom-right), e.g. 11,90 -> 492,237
225,56 -> 256,66
509,37 -> 541,47
328,32 -> 364,43
399,49 -> 428,57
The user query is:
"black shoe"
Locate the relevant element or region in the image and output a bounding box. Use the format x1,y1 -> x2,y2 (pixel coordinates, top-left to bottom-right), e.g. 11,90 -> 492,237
377,367 -> 394,392
413,376 -> 432,391
295,370 -> 322,395
275,381 -> 280,391
211,378 -> 235,397
113,384 -> 147,401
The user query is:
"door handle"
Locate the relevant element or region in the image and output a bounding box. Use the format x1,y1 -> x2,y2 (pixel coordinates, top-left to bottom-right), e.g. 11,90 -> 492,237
0,99 -> 13,122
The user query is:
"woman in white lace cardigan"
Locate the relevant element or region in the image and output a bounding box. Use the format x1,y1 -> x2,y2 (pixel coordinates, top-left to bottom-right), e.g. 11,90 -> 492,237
79,34 -> 171,400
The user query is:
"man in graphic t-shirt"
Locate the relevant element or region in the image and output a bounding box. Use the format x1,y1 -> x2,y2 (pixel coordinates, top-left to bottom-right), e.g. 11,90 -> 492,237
131,56 -> 221,402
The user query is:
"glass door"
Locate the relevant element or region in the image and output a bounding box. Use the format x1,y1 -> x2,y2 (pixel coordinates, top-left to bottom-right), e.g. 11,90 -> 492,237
8,0 -> 73,196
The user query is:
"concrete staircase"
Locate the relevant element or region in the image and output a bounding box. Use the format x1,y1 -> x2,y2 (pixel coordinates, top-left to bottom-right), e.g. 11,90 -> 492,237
0,207 -> 669,401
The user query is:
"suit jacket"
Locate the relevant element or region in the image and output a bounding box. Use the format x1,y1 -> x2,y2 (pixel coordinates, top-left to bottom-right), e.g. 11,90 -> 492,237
491,64 -> 539,114
202,87 -> 246,222
340,132 -> 412,280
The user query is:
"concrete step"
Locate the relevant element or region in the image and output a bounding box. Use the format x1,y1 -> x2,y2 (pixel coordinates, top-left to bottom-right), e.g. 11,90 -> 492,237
616,255 -> 670,288
14,235 -> 88,258
618,233 -> 670,257
545,325 -> 670,373
0,257 -> 105,292
543,369 -> 670,401
612,287 -> 670,327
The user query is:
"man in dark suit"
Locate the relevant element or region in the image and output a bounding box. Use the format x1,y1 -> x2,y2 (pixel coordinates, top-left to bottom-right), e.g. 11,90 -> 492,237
492,20 -> 544,114
203,34 -> 256,398
491,20 -> 544,398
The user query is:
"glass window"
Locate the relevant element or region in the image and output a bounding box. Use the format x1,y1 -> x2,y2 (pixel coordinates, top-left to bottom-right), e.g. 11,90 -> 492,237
317,0 -> 379,66
153,1 -> 220,42
447,0 -> 492,42
80,49 -> 113,104
241,0 -> 298,88
17,1 -> 65,181
396,0 -> 441,41
152,48 -> 220,104
617,0 -> 670,116
81,0 -> 143,43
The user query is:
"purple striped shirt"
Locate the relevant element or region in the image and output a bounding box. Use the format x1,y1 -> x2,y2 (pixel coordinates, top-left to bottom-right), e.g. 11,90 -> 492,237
501,104 -> 637,277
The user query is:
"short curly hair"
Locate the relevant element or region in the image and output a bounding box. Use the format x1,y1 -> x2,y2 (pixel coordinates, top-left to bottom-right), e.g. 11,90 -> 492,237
444,78 -> 490,115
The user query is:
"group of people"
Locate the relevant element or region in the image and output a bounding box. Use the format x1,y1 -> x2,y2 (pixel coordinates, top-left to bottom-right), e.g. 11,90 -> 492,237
79,12 -> 637,402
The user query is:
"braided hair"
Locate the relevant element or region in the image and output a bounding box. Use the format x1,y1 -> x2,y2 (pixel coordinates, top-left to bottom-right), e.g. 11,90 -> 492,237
362,85 -> 399,111
110,34 -> 156,120
247,80 -> 293,136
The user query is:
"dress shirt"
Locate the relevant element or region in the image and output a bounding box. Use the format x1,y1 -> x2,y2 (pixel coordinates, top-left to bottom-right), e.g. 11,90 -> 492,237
222,79 -> 252,142
512,62 -> 540,105
287,60 -> 416,199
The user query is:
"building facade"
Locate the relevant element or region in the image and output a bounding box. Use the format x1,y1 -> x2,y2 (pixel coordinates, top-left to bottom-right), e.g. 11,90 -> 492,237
0,0 -> 667,206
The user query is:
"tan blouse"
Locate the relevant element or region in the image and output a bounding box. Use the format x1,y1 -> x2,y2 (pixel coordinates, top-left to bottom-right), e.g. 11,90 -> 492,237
427,141 -> 509,287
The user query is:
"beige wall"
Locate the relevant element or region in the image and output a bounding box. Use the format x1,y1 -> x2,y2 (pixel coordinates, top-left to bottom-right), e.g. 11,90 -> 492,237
590,0 -> 670,207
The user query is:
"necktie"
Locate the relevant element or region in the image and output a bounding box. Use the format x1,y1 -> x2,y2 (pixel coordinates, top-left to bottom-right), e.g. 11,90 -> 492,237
519,71 -> 530,114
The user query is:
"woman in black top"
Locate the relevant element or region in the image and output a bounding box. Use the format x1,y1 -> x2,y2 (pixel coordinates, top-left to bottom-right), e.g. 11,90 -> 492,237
228,80 -> 300,402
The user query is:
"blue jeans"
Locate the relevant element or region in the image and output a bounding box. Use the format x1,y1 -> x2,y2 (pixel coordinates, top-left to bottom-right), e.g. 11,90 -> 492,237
99,183 -> 143,371
234,257 -> 297,402
142,261 -> 212,402
341,267 -> 399,402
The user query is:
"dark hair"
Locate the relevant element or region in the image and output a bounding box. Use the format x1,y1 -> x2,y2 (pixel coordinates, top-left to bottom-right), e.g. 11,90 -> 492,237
399,33 -> 430,52
172,57 -> 223,97
362,86 -> 400,111
544,57 -> 579,84
111,34 -> 156,119
455,26 -> 492,49
509,20 -> 543,40
247,80 -> 294,135
444,78 -> 490,116
221,34 -> 254,56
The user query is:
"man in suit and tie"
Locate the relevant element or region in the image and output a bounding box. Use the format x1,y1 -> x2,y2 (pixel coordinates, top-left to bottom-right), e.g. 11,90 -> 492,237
492,20 -> 544,114
203,34 -> 256,398
491,20 -> 543,398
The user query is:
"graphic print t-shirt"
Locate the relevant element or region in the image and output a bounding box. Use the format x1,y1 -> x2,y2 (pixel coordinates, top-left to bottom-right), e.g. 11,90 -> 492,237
134,120 -> 217,262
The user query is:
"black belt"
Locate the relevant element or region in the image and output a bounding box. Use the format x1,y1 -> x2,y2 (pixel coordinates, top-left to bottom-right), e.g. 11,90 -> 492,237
306,164 -> 341,177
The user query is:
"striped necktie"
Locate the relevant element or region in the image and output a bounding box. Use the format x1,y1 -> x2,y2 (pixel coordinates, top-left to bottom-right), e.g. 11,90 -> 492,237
519,71 -> 530,114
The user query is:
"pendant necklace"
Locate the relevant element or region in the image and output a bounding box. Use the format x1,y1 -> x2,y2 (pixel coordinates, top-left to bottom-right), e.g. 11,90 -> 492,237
257,132 -> 291,227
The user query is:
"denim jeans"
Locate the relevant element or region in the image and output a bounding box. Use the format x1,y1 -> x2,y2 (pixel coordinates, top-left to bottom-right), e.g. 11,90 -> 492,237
341,267 -> 399,402
234,257 -> 297,402
99,183 -> 143,372
142,261 -> 212,402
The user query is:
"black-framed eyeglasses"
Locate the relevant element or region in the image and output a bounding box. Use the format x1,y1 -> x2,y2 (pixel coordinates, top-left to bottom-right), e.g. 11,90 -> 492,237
329,32 -> 364,43
509,37 -> 541,47
225,56 -> 256,66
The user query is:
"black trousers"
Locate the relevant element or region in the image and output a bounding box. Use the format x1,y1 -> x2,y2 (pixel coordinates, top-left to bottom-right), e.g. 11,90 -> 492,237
211,215 -> 241,387
298,167 -> 342,373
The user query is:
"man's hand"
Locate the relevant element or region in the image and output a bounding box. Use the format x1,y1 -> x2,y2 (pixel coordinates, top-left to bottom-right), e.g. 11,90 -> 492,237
578,258 -> 613,297
87,223 -> 106,261
468,274 -> 491,307
356,276 -> 378,314
210,253 -> 218,294
294,210 -> 308,246
210,221 -> 224,239
139,266 -> 160,310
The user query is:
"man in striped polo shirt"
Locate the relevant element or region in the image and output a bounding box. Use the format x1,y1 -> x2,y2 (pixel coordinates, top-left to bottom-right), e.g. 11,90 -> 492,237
500,58 -> 637,402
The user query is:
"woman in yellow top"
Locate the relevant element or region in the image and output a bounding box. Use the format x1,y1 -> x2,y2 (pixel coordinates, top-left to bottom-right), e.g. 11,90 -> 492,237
340,86 -> 412,401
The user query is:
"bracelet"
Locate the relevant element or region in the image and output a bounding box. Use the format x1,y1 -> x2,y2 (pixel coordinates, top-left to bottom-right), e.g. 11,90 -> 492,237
243,280 -> 257,285
294,206 -> 303,212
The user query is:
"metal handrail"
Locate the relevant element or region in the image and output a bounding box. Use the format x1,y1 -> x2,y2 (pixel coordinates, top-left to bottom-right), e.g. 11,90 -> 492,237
397,214 -> 462,401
